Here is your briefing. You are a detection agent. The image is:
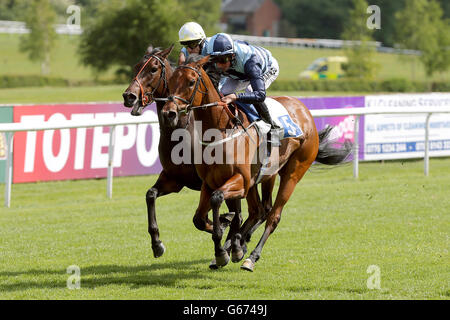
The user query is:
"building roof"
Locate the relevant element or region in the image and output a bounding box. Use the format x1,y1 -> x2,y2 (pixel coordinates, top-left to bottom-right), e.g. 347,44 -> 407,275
222,0 -> 265,13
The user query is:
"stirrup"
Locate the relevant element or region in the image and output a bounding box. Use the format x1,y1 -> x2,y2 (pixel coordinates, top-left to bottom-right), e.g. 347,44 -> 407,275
269,127 -> 284,147
267,130 -> 281,147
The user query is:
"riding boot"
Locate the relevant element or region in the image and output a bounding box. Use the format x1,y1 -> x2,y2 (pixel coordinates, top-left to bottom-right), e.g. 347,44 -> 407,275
253,101 -> 284,147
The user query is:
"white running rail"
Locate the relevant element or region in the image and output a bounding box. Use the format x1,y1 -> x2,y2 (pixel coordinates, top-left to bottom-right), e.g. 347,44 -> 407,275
2,106 -> 450,207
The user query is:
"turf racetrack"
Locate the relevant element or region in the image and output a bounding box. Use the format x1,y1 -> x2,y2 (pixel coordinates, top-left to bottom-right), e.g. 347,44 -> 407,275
0,159 -> 448,299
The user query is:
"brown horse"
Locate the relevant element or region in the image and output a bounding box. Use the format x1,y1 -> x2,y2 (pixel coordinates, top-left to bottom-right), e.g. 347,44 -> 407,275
122,46 -> 272,264
161,55 -> 352,271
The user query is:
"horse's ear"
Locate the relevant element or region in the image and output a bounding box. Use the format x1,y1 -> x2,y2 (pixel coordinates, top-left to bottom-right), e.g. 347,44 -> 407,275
159,44 -> 175,59
145,44 -> 154,54
196,55 -> 212,68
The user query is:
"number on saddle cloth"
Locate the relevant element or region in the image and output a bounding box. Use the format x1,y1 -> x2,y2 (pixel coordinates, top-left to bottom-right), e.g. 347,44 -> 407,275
234,98 -> 303,139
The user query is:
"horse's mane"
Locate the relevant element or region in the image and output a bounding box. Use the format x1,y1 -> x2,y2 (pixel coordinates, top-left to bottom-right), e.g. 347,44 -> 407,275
144,47 -> 162,59
185,53 -> 204,64
184,54 -> 221,92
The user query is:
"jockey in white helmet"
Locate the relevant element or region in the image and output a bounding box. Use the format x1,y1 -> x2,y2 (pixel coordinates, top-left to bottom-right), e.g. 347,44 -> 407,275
177,22 -> 208,66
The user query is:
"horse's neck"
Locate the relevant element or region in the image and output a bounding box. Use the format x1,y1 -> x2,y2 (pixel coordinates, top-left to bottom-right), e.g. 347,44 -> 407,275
193,75 -> 232,132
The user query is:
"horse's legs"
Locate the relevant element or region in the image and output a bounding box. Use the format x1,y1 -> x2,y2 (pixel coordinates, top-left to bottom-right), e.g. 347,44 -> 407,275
241,156 -> 313,272
192,182 -> 213,233
210,174 -> 246,267
146,171 -> 184,258
222,199 -> 243,259
242,176 -> 277,245
237,186 -> 264,256
261,175 -> 276,216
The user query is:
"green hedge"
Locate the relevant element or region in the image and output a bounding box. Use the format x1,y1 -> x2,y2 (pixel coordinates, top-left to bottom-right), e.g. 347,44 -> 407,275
270,78 -> 450,93
0,75 -> 123,88
1,74 -> 449,93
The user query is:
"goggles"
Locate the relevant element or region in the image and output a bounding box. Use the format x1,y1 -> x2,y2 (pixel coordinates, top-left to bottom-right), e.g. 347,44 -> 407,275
180,40 -> 201,49
213,55 -> 232,64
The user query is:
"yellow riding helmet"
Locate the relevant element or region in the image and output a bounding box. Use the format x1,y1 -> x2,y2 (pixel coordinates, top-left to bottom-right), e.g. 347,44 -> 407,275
179,22 -> 206,43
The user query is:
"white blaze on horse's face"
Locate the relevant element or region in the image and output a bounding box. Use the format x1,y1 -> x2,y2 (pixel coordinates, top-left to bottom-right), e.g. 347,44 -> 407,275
161,100 -> 179,128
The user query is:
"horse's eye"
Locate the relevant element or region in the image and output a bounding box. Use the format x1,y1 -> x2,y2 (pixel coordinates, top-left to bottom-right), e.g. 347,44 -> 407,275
151,67 -> 158,73
189,79 -> 195,87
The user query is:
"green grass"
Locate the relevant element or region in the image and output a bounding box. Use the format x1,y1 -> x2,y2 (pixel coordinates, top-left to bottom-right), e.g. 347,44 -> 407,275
1,33 -> 447,106
268,46 -> 450,82
0,34 -> 117,81
0,85 -> 128,105
1,34 -> 448,83
0,158 -> 449,299
0,86 -> 370,105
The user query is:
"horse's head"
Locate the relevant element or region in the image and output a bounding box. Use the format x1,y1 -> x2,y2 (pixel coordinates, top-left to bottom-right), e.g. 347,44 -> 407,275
162,55 -> 211,128
123,44 -> 174,116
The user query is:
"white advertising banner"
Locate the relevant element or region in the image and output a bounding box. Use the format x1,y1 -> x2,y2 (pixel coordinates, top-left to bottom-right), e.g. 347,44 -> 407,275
364,93 -> 450,160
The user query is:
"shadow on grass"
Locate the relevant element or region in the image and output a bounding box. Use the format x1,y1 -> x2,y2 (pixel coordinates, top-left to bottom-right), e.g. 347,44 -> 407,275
0,259 -> 212,292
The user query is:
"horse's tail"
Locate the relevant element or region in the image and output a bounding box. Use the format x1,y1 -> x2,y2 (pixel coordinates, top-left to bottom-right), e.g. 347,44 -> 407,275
315,125 -> 353,165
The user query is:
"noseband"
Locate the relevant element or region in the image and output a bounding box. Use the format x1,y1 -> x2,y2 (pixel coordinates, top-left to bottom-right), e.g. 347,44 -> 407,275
133,54 -> 168,107
167,65 -> 209,115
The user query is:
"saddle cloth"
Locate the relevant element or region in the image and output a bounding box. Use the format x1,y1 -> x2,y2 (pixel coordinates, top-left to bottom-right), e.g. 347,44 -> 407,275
235,97 -> 303,139
234,98 -> 304,184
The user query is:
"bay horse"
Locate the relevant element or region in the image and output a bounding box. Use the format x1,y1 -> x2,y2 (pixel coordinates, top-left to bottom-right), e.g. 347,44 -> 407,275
161,55 -> 352,271
122,46 -> 273,264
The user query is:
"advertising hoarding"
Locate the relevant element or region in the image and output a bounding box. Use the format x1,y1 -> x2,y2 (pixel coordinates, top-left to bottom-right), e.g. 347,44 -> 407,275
364,94 -> 450,160
298,96 -> 365,159
12,103 -> 162,183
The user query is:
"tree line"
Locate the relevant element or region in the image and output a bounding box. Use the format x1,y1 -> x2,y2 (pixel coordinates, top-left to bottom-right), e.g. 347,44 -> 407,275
274,0 -> 450,47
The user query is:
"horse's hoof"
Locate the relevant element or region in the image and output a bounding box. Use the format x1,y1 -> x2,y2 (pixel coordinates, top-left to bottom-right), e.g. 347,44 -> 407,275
209,259 -> 219,270
232,249 -> 244,263
152,242 -> 165,258
215,251 -> 230,267
240,258 -> 255,272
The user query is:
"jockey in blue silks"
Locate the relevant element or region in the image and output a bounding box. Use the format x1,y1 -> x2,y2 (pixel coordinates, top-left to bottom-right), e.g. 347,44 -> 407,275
201,33 -> 283,136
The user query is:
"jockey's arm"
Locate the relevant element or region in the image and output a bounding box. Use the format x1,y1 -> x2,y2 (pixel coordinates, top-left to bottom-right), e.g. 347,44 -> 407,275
177,51 -> 186,66
236,59 -> 266,104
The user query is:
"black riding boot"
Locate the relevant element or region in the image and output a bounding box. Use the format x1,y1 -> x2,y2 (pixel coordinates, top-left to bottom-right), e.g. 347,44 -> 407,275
254,101 -> 284,147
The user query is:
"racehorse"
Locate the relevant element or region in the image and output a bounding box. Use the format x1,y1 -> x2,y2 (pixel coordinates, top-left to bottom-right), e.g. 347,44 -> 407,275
161,55 -> 352,271
122,46 -> 273,264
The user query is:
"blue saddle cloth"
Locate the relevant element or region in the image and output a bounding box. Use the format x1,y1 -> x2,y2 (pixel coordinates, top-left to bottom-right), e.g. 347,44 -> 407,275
234,101 -> 260,123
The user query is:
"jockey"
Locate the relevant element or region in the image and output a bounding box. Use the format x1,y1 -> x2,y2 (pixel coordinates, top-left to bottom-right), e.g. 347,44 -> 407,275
202,33 -> 283,136
177,22 -> 208,66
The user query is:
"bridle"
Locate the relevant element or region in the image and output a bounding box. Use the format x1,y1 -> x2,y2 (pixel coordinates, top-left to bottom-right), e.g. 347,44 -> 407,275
167,64 -> 240,120
165,65 -> 209,115
133,54 -> 168,107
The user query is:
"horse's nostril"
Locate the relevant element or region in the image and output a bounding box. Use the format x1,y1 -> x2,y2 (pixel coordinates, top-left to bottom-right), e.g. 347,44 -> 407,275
167,111 -> 177,120
123,92 -> 137,105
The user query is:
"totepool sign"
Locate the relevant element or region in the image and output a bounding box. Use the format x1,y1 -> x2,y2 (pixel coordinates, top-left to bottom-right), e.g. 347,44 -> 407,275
12,103 -> 161,183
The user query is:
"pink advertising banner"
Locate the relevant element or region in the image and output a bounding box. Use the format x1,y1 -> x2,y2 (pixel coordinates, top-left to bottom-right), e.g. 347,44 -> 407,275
298,96 -> 365,159
13,103 -> 161,183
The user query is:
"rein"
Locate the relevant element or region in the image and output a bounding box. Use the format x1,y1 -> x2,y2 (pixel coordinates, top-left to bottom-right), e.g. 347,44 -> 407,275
133,54 -> 168,106
164,65 -> 239,119
164,63 -> 252,143
167,65 -> 209,115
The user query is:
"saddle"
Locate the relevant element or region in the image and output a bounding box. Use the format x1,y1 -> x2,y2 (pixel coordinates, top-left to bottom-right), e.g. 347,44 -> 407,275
233,98 -> 304,183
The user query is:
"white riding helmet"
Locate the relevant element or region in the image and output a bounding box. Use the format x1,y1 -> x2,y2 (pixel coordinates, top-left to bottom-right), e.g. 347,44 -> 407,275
178,22 -> 206,43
